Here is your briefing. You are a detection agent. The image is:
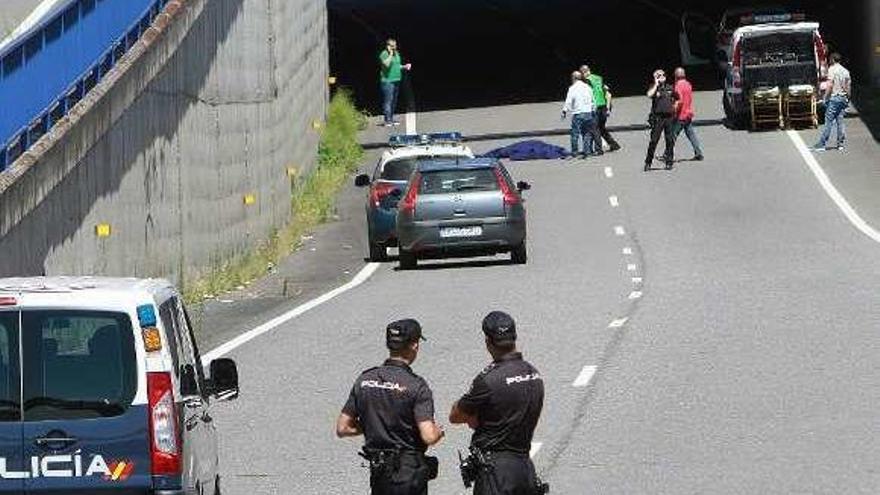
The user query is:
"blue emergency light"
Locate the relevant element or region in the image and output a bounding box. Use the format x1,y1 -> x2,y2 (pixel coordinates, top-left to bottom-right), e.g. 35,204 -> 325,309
137,304 -> 158,327
389,132 -> 463,148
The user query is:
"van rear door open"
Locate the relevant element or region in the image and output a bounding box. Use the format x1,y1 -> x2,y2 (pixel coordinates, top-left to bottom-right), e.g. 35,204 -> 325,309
739,23 -> 823,91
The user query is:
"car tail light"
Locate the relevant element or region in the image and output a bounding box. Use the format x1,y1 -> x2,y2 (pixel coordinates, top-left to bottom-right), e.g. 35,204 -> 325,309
0,297 -> 17,306
493,168 -> 520,206
148,372 -> 181,476
398,172 -> 421,215
369,182 -> 398,208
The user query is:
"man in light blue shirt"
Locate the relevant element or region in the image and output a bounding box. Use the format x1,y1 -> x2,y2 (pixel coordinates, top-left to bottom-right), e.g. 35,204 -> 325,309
562,71 -> 602,158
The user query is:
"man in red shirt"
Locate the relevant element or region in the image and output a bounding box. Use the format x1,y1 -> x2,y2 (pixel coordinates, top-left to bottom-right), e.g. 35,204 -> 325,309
673,67 -> 704,161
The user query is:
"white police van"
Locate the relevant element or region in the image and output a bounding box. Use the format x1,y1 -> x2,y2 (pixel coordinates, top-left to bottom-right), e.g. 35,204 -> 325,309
0,277 -> 239,494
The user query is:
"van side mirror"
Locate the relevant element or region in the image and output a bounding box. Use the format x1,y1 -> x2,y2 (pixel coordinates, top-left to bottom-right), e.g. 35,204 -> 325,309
516,181 -> 531,191
354,174 -> 371,187
209,358 -> 239,400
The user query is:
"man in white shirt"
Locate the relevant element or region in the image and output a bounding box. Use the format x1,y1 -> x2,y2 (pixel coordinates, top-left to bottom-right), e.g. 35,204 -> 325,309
562,71 -> 603,158
812,52 -> 852,151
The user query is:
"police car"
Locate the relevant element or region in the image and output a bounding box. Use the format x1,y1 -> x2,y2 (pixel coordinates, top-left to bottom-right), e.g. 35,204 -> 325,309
355,132 -> 474,262
0,277 -> 239,495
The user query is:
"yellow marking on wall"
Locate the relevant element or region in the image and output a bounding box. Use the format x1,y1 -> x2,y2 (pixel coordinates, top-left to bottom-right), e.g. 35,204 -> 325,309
328,76 -> 337,85
95,224 -> 112,237
243,194 -> 257,206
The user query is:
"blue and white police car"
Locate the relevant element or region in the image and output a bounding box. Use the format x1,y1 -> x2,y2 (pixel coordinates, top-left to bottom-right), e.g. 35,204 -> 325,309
355,132 -> 474,262
0,277 -> 239,495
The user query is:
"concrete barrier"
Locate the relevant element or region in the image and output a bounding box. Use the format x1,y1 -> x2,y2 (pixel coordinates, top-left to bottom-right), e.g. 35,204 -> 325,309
0,0 -> 328,286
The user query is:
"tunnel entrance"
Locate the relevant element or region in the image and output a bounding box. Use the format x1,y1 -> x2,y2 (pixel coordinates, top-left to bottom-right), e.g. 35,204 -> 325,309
328,0 -> 864,113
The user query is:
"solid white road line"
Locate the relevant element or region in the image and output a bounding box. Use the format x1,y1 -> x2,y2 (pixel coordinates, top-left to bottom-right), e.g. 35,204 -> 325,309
786,130 -> 880,244
622,247 -> 633,255
628,291 -> 643,300
626,263 -> 637,271
614,226 -> 626,236
530,442 -> 543,459
608,317 -> 629,328
572,365 -> 597,387
405,112 -> 417,134
604,166 -> 614,178
609,195 -> 619,207
202,262 -> 382,363
632,277 -> 643,284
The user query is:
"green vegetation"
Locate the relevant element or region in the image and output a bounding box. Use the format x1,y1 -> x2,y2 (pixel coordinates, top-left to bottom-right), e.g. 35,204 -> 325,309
183,89 -> 366,304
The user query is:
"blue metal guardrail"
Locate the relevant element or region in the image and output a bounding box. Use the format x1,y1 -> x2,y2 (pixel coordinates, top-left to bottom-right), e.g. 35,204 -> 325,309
0,0 -> 168,172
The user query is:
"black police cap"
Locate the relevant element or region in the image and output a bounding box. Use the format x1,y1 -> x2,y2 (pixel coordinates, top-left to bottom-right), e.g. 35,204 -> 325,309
386,318 -> 426,350
482,311 -> 517,343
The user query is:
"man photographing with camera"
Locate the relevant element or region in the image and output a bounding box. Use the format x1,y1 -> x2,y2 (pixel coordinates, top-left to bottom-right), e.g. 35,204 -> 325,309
645,69 -> 679,171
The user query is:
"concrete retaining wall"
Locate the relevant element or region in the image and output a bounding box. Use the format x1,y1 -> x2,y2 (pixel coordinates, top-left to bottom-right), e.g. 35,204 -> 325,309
0,0 -> 328,285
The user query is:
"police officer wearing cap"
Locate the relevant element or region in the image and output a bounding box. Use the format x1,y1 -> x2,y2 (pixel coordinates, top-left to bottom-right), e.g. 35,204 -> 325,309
336,319 -> 444,495
449,311 -> 545,495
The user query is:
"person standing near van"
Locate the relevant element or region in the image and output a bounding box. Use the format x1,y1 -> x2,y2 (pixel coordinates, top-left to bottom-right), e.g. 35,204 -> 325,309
379,39 -> 412,127
645,69 -> 678,171
337,319 -> 444,494
812,53 -> 852,151
581,65 -> 621,153
672,67 -> 704,161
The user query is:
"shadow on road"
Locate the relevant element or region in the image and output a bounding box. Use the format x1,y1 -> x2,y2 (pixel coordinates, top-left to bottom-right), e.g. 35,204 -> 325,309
393,258 -> 516,272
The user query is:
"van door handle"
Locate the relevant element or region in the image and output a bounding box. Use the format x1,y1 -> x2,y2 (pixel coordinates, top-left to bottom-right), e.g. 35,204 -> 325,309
35,436 -> 78,447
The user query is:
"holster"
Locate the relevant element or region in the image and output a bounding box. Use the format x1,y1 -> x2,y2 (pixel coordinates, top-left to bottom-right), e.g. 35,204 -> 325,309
425,455 -> 439,480
359,448 -> 401,475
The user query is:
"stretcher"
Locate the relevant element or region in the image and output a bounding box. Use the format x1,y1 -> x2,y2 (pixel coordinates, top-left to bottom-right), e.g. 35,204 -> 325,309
749,86 -> 783,130
783,84 -> 818,128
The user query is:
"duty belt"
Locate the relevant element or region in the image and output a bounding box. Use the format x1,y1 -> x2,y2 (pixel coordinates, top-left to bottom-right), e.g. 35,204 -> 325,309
359,448 -> 403,474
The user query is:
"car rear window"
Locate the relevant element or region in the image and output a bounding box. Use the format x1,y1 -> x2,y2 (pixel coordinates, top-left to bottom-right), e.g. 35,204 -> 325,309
21,310 -> 138,421
419,168 -> 499,195
380,158 -> 419,181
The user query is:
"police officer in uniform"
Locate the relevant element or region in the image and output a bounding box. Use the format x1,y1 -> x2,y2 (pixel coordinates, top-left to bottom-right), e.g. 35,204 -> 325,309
449,311 -> 545,495
336,319 -> 444,494
645,68 -> 679,172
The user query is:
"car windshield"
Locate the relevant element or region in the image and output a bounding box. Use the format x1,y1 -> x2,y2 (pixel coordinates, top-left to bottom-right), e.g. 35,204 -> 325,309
419,168 -> 499,195
20,310 -> 137,421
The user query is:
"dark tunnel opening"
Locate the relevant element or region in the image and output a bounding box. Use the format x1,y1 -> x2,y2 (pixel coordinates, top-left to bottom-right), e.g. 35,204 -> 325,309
328,0 -> 867,114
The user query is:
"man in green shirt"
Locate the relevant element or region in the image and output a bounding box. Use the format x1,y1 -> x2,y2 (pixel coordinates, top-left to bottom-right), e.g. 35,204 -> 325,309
581,65 -> 621,152
379,39 -> 412,127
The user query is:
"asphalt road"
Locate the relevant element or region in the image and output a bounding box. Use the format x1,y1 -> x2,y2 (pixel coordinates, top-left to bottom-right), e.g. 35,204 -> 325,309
207,97 -> 880,494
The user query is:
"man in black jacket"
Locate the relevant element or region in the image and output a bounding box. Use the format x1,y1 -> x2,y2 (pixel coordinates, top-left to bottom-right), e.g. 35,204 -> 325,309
645,69 -> 679,171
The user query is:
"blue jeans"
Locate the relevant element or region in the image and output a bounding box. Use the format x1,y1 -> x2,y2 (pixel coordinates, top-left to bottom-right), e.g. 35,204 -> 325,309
381,81 -> 400,123
674,119 -> 703,157
815,96 -> 849,148
570,112 -> 599,155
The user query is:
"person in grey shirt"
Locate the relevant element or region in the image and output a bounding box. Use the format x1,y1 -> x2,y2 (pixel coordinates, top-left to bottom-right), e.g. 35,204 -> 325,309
812,53 -> 852,151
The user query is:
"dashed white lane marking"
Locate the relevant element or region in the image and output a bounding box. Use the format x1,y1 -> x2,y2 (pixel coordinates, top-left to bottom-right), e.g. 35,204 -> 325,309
572,365 -> 598,387
202,263 -> 382,363
608,317 -> 629,328
609,195 -> 619,207
405,111 -> 417,134
530,442 -> 543,459
786,130 -> 880,244
622,247 -> 633,255
626,263 -> 637,271
632,277 -> 643,284
604,166 -> 614,178
628,291 -> 643,300
614,226 -> 626,236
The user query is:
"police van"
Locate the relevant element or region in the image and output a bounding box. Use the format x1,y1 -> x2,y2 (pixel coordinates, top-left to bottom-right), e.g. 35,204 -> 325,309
0,277 -> 239,494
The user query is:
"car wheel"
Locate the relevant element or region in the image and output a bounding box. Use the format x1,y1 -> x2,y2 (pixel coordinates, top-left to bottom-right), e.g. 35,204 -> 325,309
511,242 -> 527,265
368,240 -> 387,262
399,250 -> 417,270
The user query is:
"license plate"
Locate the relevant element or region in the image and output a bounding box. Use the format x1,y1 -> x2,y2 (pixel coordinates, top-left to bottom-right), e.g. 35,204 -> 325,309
440,226 -> 482,238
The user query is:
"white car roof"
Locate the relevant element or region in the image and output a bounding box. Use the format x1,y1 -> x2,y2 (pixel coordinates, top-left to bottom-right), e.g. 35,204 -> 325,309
735,22 -> 819,37
0,276 -> 177,310
380,144 -> 473,165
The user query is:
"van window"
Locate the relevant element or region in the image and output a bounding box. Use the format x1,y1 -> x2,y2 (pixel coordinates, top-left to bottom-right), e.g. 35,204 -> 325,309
158,300 -> 181,377
0,313 -> 20,421
21,310 -> 137,421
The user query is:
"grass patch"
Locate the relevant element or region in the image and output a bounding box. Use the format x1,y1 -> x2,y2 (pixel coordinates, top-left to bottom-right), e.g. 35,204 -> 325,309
182,89 -> 366,304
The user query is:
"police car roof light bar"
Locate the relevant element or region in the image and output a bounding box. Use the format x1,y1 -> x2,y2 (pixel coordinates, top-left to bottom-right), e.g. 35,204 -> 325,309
389,132 -> 463,148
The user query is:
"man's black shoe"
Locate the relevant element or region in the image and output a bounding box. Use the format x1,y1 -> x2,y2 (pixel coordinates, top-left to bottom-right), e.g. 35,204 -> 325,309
665,163 -> 673,170
644,163 -> 651,172
609,144 -> 621,152
694,155 -> 704,161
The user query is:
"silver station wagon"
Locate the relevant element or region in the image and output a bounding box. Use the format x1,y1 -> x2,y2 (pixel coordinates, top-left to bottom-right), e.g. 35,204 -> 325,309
395,158 -> 531,269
